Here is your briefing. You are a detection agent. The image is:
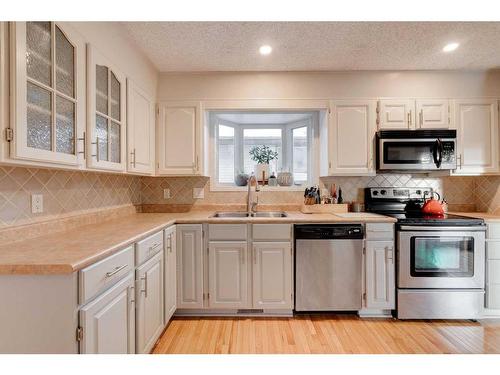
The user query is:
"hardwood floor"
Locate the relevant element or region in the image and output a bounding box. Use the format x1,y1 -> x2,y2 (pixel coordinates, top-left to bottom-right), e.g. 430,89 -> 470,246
152,314 -> 500,354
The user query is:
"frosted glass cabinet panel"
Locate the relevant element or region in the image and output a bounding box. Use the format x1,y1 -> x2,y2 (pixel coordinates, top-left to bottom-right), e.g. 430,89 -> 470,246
10,22 -> 85,166
86,44 -> 126,172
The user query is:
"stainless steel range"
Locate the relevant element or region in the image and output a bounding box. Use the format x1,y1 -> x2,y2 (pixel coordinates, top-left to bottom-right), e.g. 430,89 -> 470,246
365,187 -> 486,319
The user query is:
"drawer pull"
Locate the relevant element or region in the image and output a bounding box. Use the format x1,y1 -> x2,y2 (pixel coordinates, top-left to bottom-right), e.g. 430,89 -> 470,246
149,242 -> 162,252
105,264 -> 127,278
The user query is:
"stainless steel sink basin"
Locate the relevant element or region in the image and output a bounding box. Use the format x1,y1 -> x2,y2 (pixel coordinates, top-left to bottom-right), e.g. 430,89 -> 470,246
211,212 -> 250,218
250,211 -> 288,218
210,211 -> 288,218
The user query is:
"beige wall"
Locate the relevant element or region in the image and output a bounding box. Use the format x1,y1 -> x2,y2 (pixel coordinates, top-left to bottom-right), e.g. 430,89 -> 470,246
158,70 -> 500,100
70,22 -> 158,97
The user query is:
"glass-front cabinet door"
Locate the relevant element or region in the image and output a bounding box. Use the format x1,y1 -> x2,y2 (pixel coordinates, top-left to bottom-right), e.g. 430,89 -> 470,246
10,22 -> 86,166
86,44 -> 126,171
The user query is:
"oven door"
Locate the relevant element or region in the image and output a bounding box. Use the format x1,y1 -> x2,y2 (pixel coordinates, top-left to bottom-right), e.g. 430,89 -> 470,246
378,138 -> 456,170
398,226 -> 485,289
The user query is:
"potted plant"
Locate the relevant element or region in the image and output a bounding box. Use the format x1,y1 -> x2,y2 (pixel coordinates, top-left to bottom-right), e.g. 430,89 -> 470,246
249,145 -> 278,183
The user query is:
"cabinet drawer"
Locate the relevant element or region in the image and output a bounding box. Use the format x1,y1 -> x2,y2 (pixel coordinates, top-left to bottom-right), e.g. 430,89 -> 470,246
365,223 -> 394,240
488,259 -> 500,284
487,241 -> 500,260
79,246 -> 134,305
252,224 -> 291,241
487,223 -> 500,239
135,231 -> 164,266
208,224 -> 247,241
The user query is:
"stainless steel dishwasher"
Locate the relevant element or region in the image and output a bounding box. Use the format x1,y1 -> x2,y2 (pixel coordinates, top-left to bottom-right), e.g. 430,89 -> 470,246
294,224 -> 364,311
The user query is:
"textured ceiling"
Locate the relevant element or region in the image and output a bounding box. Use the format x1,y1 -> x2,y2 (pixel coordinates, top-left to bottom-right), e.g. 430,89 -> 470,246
122,22 -> 500,72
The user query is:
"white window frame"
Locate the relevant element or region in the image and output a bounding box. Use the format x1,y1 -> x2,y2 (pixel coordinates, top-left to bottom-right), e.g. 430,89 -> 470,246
209,111 -> 318,191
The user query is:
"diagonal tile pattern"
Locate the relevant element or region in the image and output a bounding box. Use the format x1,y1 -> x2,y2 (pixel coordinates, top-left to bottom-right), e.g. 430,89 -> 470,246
2,163 -> 500,230
0,166 -> 141,228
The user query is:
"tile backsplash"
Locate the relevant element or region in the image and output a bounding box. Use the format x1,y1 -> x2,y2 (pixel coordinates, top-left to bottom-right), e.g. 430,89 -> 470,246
141,174 -> 475,208
0,166 -> 141,228
1,164 -> 500,230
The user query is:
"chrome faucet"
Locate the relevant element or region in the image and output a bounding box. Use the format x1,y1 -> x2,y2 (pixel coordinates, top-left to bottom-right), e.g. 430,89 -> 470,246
247,173 -> 260,215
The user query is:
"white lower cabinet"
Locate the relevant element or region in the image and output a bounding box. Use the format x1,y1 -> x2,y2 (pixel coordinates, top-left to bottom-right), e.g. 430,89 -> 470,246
365,240 -> 395,310
135,251 -> 164,354
177,224 -> 204,309
79,273 -> 135,354
208,241 -> 248,308
252,242 -> 292,309
164,225 -> 177,323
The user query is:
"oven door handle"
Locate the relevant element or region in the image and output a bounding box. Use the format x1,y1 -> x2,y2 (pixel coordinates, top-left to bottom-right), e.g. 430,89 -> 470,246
432,138 -> 443,168
398,225 -> 486,231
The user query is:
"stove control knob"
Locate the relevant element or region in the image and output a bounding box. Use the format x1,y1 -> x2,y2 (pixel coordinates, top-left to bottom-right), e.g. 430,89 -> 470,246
373,191 -> 379,196
416,190 -> 421,195
380,190 -> 387,195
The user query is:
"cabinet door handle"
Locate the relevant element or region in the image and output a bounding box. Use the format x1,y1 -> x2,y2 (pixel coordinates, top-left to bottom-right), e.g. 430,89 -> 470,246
407,111 -> 412,127
77,131 -> 86,159
386,248 -> 394,264
457,154 -> 463,169
129,285 -> 135,304
419,110 -> 424,127
105,264 -> 127,278
130,148 -> 136,167
141,274 -> 148,297
91,137 -> 100,162
168,234 -> 172,252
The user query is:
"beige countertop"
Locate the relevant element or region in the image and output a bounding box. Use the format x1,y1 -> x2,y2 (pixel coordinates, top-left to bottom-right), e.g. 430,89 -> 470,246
449,212 -> 500,222
0,211 -> 395,275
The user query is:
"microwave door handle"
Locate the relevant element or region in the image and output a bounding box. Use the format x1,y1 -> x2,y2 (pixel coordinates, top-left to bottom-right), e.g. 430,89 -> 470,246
433,139 -> 443,168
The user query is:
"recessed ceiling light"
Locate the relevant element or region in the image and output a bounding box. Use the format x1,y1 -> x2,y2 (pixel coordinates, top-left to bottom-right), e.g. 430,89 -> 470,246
259,45 -> 272,55
443,42 -> 459,52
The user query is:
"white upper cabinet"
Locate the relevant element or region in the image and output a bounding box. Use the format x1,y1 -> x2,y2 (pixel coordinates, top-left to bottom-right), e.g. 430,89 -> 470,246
377,99 -> 415,130
329,100 -> 376,176
453,99 -> 498,175
9,22 -> 86,166
126,79 -> 155,175
378,99 -> 451,130
415,99 -> 451,129
157,102 -> 202,175
86,44 -> 127,172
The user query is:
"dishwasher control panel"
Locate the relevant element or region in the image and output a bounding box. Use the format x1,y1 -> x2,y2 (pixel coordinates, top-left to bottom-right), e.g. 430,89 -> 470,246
294,224 -> 364,240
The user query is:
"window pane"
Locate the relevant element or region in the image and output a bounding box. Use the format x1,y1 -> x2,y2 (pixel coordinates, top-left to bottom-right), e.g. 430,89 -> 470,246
110,72 -> 121,121
55,95 -> 75,154
292,126 -> 308,183
27,82 -> 52,151
243,128 -> 282,175
96,65 -> 108,115
109,121 -> 121,163
96,114 -> 108,161
26,22 -> 52,86
55,26 -> 75,98
218,125 -> 234,183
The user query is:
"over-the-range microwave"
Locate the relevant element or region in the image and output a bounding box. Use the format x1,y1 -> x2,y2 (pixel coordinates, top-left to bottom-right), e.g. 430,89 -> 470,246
376,129 -> 457,172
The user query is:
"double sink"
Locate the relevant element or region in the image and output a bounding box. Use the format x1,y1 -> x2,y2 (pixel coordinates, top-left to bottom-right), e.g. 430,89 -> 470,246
211,211 -> 288,218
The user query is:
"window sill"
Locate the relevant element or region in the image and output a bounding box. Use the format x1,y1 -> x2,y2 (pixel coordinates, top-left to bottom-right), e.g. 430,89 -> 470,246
210,184 -> 308,192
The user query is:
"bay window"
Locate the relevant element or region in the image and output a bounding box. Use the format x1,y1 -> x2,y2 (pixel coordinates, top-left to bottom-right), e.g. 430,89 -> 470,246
211,112 -> 316,188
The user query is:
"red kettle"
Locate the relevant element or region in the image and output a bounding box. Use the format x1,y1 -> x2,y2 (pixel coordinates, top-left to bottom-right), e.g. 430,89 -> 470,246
421,191 -> 444,215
